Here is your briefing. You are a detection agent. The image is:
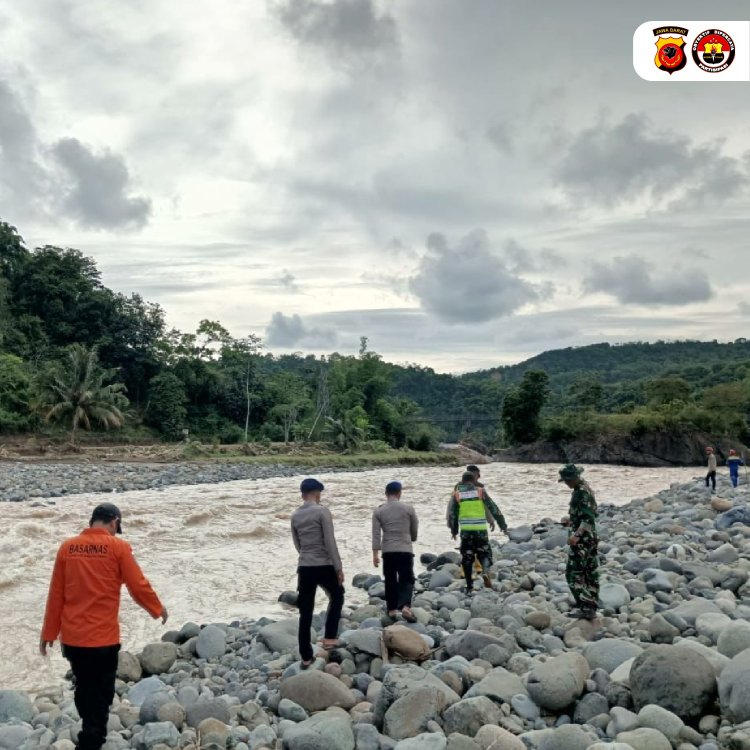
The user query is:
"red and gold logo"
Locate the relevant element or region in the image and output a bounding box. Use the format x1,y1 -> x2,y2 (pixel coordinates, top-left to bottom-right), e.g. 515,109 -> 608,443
692,29 -> 736,73
653,26 -> 689,74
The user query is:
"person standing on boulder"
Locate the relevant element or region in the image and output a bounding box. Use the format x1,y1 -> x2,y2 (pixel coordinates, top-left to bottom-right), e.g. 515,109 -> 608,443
372,481 -> 419,622
727,449 -> 743,488
450,471 -> 508,593
40,503 -> 168,750
291,477 -> 345,667
559,464 -> 599,620
706,447 -> 718,492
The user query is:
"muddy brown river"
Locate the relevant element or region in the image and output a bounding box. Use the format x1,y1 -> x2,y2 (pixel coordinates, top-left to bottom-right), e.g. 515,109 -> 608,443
0,462 -> 697,692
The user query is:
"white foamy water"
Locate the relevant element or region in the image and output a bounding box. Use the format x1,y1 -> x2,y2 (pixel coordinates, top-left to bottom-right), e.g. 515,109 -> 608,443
0,462 -> 697,692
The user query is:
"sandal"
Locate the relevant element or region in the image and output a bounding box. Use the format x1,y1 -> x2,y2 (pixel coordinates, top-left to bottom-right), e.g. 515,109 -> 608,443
320,639 -> 342,651
401,607 -> 417,623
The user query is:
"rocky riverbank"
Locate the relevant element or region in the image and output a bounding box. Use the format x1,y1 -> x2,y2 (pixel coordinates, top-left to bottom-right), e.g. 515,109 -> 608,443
2,475 -> 750,750
494,430 -> 745,468
0,462 -> 375,503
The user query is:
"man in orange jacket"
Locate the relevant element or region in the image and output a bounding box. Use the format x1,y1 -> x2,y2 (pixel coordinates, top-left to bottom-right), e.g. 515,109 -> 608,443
40,502 -> 168,750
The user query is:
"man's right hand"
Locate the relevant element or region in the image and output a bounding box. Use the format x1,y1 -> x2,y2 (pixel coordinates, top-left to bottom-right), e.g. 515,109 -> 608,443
372,553 -> 380,568
337,570 -> 345,586
160,607 -> 169,625
39,637 -> 54,656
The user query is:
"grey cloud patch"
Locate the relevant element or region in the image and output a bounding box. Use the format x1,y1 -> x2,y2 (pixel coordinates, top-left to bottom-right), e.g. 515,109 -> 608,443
52,138 -> 152,230
502,238 -> 566,274
486,121 -> 513,154
585,255 -> 712,306
269,0 -> 398,63
557,114 -> 748,208
0,79 -> 151,230
408,229 -> 540,324
265,311 -> 337,348
0,79 -> 49,216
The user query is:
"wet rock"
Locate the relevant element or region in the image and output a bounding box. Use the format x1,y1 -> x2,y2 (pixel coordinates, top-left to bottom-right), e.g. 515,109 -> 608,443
526,652 -> 589,711
284,710 -> 355,750
583,640 -> 643,674
442,696 -> 503,737
384,687 -> 452,740
718,646 -> 750,723
0,690 -> 34,723
599,583 -> 631,612
717,619 -> 750,658
281,671 -> 356,713
185,698 -> 231,727
616,727 -> 671,750
196,624 -> 227,659
630,645 -> 716,721
139,642 -> 178,675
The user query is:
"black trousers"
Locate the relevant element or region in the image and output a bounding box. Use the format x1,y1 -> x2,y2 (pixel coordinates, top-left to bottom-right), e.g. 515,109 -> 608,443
63,644 -> 120,750
382,552 -> 415,611
297,565 -> 345,662
706,470 -> 716,490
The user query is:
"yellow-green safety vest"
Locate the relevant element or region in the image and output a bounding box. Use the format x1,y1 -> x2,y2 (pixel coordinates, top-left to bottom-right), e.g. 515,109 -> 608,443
455,484 -> 487,532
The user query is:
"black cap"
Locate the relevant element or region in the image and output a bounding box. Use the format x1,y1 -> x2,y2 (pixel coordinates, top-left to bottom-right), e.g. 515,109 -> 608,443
461,471 -> 476,483
300,477 -> 325,494
90,503 -> 122,534
467,464 -> 481,476
385,481 -> 402,494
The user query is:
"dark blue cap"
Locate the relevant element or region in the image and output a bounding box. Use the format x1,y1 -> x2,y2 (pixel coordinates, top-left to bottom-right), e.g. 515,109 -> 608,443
385,481 -> 402,494
300,477 -> 325,494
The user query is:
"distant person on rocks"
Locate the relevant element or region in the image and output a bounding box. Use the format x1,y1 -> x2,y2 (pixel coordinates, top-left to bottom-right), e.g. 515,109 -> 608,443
559,464 -> 599,620
372,481 -> 419,622
445,464 -> 496,528
706,447 -> 718,492
40,502 -> 168,750
291,477 -> 345,668
450,470 -> 509,593
727,449 -> 744,488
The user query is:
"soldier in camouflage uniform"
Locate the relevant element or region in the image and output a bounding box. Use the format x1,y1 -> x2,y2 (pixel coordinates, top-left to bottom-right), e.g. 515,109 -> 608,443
559,464 -> 599,619
450,471 -> 508,592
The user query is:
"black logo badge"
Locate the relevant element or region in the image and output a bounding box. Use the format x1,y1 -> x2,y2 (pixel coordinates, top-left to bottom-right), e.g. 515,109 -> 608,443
653,27 -> 689,75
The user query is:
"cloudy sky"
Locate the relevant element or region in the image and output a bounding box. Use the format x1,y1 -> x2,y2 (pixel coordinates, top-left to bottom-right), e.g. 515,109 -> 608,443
1,1 -> 749,372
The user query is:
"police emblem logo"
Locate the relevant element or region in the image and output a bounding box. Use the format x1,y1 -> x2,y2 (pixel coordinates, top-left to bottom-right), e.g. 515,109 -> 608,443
653,26 -> 688,74
692,29 -> 736,72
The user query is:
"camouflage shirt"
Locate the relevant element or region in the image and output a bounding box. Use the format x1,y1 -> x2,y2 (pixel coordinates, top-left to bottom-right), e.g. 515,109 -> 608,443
569,480 -> 597,539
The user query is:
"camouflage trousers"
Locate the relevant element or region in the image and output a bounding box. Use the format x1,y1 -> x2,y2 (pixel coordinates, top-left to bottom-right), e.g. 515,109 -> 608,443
566,537 -> 599,609
460,531 -> 492,588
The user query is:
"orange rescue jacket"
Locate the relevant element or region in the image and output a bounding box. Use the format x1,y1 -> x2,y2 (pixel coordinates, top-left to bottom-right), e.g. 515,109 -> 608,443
41,527 -> 163,647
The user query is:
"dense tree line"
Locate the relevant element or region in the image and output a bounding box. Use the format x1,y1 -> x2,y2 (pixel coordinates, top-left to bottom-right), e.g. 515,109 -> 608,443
0,220 -> 440,450
3,218 -> 750,450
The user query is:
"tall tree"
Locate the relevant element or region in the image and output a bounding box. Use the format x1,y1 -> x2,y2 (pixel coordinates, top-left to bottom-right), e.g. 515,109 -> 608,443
501,370 -> 550,444
35,344 -> 128,442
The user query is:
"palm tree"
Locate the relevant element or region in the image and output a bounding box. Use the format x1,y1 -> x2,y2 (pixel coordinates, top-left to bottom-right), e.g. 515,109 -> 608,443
325,414 -> 367,453
35,344 -> 129,442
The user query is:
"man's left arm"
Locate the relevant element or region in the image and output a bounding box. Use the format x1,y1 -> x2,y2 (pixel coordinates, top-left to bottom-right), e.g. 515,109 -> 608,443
484,490 -> 508,532
40,546 -> 66,654
572,491 -> 596,539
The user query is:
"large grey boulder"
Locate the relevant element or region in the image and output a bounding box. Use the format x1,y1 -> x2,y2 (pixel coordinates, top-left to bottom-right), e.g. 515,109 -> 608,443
526,652 -> 589,711
0,725 -> 33,749
117,651 -> 143,682
536,724 -> 599,750
673,638 -> 730,677
717,619 -> 750,658
0,690 -> 33,723
394,734 -> 448,750
259,618 -> 313,654
442,696 -> 503,737
139,642 -> 178,675
718,646 -> 750,723
281,671 -> 356,713
668,599 -> 722,626
342,628 -> 383,656
598,583 -> 631,612
134,721 -> 181,750
474,726 -> 525,750
126,676 -> 168,707
138,690 -> 174,724
637,704 -> 683,744
464,668 -> 527,704
583,640 -> 643,674
629,645 -> 716,721
384,686 -> 452,740
616,727 -> 671,750
195,624 -> 227,659
374,664 -> 460,727
284,710 -> 355,750
185,697 -> 231,727
445,630 -> 508,661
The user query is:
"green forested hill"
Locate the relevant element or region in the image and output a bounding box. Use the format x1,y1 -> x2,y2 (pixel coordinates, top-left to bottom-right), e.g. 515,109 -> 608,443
3,216 -> 749,451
